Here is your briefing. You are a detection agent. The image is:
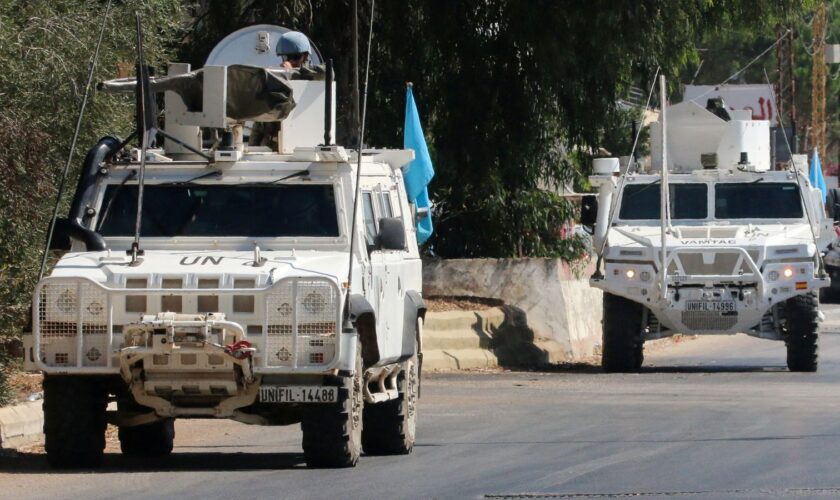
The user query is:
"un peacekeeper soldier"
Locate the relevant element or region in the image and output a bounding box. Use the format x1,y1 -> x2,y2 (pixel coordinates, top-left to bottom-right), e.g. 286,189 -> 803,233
278,30 -> 310,69
249,31 -> 311,148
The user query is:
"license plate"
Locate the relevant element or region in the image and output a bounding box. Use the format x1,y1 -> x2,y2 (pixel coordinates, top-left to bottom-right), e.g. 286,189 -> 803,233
259,385 -> 338,404
685,300 -> 736,313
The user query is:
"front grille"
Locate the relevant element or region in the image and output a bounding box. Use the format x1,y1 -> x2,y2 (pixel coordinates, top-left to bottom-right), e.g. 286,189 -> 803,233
667,249 -> 759,278
265,280 -> 338,368
668,253 -> 753,276
681,311 -> 739,331
35,276 -> 340,371
38,281 -> 108,367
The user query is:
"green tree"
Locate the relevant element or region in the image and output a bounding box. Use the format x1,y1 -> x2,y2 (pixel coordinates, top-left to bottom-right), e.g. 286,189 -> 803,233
0,0 -> 186,398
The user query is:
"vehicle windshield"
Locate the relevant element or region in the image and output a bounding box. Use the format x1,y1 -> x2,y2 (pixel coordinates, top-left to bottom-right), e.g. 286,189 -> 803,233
619,183 -> 707,220
97,184 -> 339,237
715,183 -> 803,219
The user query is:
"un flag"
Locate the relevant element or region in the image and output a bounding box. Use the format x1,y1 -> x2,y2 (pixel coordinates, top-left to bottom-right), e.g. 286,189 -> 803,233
403,85 -> 434,244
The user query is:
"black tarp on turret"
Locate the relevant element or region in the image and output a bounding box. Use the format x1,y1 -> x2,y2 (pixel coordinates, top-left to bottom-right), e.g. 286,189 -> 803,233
99,64 -> 326,122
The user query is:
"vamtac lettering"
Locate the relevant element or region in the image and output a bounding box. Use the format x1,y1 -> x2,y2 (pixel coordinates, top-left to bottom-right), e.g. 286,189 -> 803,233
678,239 -> 737,245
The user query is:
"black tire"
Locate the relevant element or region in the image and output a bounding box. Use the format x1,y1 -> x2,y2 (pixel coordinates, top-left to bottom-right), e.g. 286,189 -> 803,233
301,343 -> 364,468
119,418 -> 175,457
43,376 -> 107,469
634,339 -> 645,371
819,286 -> 833,304
785,292 -> 819,372
601,292 -> 644,373
362,327 -> 419,455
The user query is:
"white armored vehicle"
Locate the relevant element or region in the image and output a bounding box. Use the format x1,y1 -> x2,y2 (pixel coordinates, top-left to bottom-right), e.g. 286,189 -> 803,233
24,26 -> 426,468
586,79 -> 832,373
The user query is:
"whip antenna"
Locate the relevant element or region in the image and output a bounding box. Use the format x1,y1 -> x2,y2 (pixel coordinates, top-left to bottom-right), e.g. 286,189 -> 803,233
344,0 -> 376,317
38,1 -> 112,280
129,12 -> 154,265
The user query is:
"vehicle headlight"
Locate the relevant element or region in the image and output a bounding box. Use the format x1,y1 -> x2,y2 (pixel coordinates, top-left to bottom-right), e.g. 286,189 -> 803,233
783,267 -> 794,279
303,292 -> 327,314
277,302 -> 293,317
56,288 -> 77,313
86,301 -> 103,315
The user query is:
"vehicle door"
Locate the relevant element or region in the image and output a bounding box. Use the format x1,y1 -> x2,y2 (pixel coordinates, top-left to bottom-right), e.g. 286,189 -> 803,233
361,189 -> 397,361
375,183 -> 409,354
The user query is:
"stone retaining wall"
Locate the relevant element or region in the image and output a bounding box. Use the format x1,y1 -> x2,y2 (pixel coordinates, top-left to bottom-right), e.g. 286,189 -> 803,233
423,258 -> 602,361
0,400 -> 43,449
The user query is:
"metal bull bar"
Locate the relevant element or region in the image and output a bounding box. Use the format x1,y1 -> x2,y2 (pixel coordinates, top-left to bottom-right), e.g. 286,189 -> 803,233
662,246 -> 765,295
118,315 -> 256,385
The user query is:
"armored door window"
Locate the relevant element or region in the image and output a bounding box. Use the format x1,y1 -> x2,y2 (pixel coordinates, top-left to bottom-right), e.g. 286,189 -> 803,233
380,191 -> 394,218
362,192 -> 378,246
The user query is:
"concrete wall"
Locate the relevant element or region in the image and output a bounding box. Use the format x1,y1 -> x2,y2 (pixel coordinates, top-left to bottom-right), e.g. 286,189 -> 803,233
423,258 -> 603,361
0,400 -> 43,449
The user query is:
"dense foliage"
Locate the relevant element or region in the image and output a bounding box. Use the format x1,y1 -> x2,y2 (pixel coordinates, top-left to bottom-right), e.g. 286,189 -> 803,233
0,0 -> 185,391
183,0 -> 806,258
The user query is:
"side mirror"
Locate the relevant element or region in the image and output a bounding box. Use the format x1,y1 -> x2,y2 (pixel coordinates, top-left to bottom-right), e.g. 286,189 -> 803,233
580,194 -> 598,227
377,217 -> 406,251
415,206 -> 430,223
49,218 -> 74,251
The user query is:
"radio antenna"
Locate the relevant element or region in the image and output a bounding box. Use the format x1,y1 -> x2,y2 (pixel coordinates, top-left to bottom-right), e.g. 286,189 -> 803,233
38,1 -> 112,280
344,0 -> 376,317
129,12 -> 154,265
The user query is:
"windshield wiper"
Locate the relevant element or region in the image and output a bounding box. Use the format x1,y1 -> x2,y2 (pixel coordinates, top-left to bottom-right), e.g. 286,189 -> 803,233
257,169 -> 310,185
158,170 -> 222,186
750,177 -> 765,184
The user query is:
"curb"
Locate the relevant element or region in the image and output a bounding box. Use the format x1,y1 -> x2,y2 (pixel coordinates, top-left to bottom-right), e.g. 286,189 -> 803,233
0,400 -> 43,449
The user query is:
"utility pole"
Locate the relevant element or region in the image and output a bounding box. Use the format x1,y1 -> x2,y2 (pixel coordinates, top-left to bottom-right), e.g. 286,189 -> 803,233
775,25 -> 797,154
810,1 -> 828,162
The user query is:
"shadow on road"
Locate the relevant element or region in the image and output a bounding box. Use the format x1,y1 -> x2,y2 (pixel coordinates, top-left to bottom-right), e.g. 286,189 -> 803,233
413,432 -> 840,447
640,365 -> 789,373
484,363 -> 790,375
0,451 -> 306,473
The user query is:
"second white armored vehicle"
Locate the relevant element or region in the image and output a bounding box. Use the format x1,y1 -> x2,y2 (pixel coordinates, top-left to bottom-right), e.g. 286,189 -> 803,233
587,88 -> 832,373
24,26 -> 426,468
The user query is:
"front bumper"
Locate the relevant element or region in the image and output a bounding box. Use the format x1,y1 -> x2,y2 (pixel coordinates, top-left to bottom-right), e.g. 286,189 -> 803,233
592,247 -> 828,334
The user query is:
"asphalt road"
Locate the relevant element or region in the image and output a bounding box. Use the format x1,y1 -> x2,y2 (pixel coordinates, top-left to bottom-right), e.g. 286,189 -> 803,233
6,305 -> 840,499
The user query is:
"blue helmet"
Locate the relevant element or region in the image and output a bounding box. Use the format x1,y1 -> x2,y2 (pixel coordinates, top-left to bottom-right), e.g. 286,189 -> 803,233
276,31 -> 311,56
